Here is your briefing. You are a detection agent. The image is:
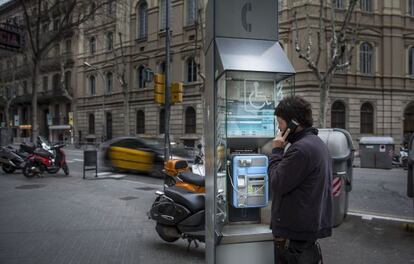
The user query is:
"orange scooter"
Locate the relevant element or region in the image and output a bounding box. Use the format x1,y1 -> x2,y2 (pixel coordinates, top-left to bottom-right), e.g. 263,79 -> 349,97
163,158 -> 205,193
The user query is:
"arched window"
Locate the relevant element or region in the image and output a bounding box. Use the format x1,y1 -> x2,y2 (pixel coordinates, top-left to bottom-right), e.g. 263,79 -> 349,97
331,101 -> 346,129
106,72 -> 113,93
90,36 -> 96,54
361,102 -> 374,134
409,47 -> 414,77
160,0 -> 171,30
137,66 -> 146,88
360,42 -> 374,74
186,57 -> 197,83
185,107 -> 196,134
89,76 -> 96,95
88,114 -> 95,134
137,1 -> 148,39
136,110 -> 145,134
361,0 -> 372,12
159,108 -> 165,134
106,32 -> 113,51
186,0 -> 197,26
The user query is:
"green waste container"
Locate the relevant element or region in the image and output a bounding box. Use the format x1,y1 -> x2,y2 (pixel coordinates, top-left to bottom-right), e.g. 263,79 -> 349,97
359,137 -> 394,169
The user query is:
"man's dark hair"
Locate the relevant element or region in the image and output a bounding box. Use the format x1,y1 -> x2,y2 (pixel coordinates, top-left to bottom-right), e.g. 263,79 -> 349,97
274,96 -> 313,128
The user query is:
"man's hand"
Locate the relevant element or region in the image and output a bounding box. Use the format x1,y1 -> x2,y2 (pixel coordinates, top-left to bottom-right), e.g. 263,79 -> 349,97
272,129 -> 290,149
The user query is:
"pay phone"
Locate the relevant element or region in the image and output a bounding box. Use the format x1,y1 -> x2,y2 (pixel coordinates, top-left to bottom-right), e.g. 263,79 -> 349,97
231,155 -> 269,208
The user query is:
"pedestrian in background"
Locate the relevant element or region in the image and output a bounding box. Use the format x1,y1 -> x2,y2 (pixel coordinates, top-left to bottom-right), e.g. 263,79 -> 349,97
268,96 -> 333,264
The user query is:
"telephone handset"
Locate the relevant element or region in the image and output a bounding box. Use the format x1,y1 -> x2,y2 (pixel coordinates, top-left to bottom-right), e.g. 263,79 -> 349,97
286,119 -> 299,135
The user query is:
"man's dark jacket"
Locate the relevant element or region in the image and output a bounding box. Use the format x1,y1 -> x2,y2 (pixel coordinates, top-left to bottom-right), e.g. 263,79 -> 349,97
268,127 -> 333,241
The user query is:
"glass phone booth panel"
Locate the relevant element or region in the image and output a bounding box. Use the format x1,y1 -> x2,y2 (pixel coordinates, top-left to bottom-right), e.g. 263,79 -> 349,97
215,71 -> 294,234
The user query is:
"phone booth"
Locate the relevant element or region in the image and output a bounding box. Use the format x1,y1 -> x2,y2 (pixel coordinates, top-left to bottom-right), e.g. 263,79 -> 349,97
204,1 -> 295,263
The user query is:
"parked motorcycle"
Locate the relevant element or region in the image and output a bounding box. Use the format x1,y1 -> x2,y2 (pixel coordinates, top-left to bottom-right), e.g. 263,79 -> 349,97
392,147 -> 409,169
148,146 -> 205,246
0,143 -> 36,173
23,137 -> 69,178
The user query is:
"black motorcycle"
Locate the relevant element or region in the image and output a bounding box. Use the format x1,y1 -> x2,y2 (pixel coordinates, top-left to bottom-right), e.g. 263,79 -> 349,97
0,143 -> 36,174
148,176 -> 205,246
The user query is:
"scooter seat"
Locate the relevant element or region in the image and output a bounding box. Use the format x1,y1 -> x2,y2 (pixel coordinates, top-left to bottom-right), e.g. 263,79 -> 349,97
178,171 -> 205,187
164,186 -> 205,213
34,149 -> 53,158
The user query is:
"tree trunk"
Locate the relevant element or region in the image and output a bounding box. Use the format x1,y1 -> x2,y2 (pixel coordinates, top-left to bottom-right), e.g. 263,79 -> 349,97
31,61 -> 39,142
318,81 -> 330,128
123,84 -> 130,136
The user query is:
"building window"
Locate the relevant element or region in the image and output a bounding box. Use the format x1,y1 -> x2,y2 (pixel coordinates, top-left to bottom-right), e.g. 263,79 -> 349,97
186,57 -> 197,83
360,42 -> 374,75
159,108 -> 165,134
52,74 -> 60,91
136,110 -> 145,134
90,37 -> 96,55
106,32 -> 113,51
410,0 -> 414,16
65,39 -> 72,54
106,72 -> 113,93
185,107 -> 196,134
89,76 -> 96,95
88,114 -> 95,134
107,0 -> 114,15
334,0 -> 344,9
331,101 -> 346,129
137,1 -> 148,39
42,76 -> 48,91
54,44 -> 60,56
90,2 -> 96,20
160,0 -> 171,31
186,0 -> 197,26
361,102 -> 374,134
137,66 -> 146,88
361,0 -> 372,12
159,61 -> 166,74
409,47 -> 414,77
64,71 -> 71,91
22,80 -> 27,95
53,18 -> 59,31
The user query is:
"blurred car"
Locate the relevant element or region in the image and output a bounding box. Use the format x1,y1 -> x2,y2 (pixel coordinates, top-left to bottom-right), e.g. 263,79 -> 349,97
100,137 -> 195,177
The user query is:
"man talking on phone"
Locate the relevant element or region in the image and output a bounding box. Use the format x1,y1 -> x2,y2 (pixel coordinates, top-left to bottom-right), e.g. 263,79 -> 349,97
268,96 -> 333,264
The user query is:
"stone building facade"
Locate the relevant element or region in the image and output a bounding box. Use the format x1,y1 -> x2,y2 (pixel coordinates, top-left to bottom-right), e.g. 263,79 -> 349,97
75,0 -> 205,148
279,0 -> 414,146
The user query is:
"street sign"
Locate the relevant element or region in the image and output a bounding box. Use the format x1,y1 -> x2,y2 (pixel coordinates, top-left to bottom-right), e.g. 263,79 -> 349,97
0,23 -> 21,50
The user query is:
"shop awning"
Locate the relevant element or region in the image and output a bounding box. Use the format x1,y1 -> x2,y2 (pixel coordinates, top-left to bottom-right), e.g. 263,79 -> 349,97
215,37 -> 295,81
18,125 -> 32,130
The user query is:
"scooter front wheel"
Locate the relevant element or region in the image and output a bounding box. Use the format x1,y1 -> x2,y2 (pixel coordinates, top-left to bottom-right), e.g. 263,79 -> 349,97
23,162 -> 37,178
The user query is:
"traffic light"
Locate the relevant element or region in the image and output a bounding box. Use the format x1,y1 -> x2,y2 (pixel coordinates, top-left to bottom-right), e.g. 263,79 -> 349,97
171,82 -> 183,104
154,74 -> 165,104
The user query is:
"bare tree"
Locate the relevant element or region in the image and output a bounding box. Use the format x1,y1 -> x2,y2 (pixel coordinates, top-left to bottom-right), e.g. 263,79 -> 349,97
293,0 -> 358,128
18,0 -> 106,142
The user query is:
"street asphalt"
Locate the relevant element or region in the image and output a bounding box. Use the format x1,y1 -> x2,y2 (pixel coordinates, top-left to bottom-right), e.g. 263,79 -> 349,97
0,147 -> 412,264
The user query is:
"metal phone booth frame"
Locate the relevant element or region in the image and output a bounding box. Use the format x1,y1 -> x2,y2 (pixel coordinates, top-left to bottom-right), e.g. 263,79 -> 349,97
204,1 -> 296,263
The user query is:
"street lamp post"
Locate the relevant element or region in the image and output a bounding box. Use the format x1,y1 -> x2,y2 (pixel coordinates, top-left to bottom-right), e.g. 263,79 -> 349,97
84,61 -> 106,143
